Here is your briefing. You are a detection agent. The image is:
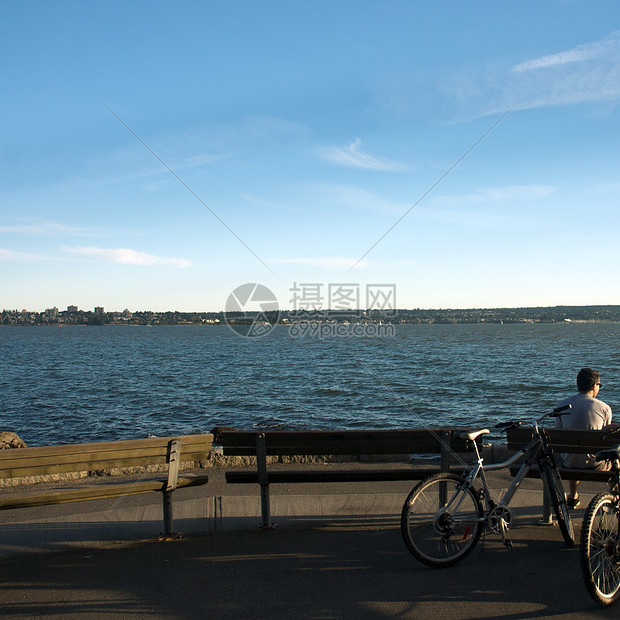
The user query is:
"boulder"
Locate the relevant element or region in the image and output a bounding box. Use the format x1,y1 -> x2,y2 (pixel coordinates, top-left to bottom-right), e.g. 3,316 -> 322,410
0,432 -> 27,449
210,426 -> 238,442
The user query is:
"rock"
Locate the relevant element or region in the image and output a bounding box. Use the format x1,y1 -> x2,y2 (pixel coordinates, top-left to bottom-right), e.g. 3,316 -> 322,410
210,426 -> 238,442
0,432 -> 27,449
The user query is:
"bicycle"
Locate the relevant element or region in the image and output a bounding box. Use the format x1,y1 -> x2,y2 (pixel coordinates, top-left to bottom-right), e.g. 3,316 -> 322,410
401,405 -> 575,568
580,439 -> 620,606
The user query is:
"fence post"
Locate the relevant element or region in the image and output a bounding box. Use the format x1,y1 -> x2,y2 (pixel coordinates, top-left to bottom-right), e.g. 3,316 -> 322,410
163,438 -> 181,535
256,433 -> 271,528
440,430 -> 451,472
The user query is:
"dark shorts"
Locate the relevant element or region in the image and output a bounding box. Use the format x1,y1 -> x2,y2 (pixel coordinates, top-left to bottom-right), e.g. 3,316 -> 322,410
561,456 -> 611,471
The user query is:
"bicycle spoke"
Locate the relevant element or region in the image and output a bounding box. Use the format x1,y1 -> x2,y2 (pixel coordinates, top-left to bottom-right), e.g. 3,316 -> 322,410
581,492 -> 620,606
401,473 -> 483,568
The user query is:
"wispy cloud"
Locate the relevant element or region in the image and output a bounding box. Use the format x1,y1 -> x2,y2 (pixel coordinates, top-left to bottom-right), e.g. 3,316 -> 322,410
87,113 -> 308,190
267,257 -> 416,270
433,184 -> 557,206
65,247 -> 192,268
512,30 -> 620,72
268,257 -> 370,270
416,184 -> 556,228
240,193 -> 308,213
240,115 -> 309,141
413,208 -> 519,230
0,220 -> 94,236
76,147 -> 229,190
320,138 -> 406,171
392,29 -> 620,121
315,184 -> 407,215
0,248 -> 42,261
501,30 -> 620,112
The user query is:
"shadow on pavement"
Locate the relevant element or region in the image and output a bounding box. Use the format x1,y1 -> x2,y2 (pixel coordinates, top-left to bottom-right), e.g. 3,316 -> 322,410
0,523 -> 613,619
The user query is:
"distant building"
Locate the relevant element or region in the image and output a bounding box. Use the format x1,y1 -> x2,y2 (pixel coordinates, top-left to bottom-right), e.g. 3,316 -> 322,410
94,306 -> 104,314
67,305 -> 78,313
46,307 -> 59,319
123,309 -> 132,318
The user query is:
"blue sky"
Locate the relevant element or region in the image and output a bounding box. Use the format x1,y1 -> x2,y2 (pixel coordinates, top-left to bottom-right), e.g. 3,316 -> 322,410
2,1 -> 620,312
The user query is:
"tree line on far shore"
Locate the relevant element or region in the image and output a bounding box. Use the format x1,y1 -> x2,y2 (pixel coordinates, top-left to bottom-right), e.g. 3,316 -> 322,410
2,305 -> 620,326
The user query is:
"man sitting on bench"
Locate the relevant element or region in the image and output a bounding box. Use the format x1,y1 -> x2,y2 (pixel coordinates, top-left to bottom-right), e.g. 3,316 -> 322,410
555,367 -> 614,508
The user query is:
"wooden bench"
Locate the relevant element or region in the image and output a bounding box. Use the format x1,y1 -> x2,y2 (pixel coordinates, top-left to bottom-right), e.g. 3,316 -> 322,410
506,426 -> 619,521
0,433 -> 213,535
216,428 -> 481,528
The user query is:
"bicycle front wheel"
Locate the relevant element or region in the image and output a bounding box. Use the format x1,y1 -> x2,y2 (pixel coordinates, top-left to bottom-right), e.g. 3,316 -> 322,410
400,472 -> 483,568
580,492 -> 620,607
541,460 -> 575,545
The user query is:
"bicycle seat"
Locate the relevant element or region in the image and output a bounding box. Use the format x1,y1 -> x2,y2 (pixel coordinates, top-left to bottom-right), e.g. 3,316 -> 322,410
456,429 -> 490,441
595,445 -> 620,462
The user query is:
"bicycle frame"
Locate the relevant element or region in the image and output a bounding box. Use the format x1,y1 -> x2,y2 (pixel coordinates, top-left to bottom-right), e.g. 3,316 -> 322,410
451,419 -> 559,543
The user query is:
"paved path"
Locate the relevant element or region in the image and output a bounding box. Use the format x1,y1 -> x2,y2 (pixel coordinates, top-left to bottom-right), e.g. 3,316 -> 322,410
0,465 -> 616,618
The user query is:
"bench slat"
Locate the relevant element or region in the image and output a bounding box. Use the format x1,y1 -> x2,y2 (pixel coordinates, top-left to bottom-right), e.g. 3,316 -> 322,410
509,465 -> 611,482
225,468 -> 463,484
505,427 -> 617,453
0,474 -> 209,510
217,429 -> 475,456
0,434 -> 213,479
0,434 -> 211,459
0,435 -> 213,536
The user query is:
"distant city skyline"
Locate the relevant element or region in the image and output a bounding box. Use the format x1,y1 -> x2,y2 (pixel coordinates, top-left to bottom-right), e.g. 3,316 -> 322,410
3,3 -> 620,311
4,304 -> 620,323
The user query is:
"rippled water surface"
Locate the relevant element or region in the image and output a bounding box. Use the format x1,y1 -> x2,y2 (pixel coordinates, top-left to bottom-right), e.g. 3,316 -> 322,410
2,323 -> 619,446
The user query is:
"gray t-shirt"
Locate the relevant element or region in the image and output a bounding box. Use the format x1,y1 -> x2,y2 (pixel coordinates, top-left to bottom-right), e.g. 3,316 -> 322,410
555,392 -> 613,468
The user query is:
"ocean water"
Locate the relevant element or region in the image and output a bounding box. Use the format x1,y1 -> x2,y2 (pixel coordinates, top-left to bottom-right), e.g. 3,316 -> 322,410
1,323 -> 620,447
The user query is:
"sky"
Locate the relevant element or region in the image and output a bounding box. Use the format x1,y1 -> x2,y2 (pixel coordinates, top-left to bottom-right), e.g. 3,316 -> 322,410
2,1 -> 620,313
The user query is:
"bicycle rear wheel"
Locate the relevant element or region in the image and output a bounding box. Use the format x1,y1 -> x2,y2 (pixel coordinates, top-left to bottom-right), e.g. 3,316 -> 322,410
541,460 -> 575,545
580,492 -> 620,606
400,473 -> 483,568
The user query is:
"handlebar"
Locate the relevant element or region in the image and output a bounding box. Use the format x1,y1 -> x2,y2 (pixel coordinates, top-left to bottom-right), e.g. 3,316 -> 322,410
493,404 -> 572,431
602,426 -> 620,440
494,420 -> 523,430
549,403 -> 572,417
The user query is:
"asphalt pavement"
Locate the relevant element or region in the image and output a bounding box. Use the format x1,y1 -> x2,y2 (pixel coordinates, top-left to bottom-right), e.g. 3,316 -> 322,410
0,463 -> 617,619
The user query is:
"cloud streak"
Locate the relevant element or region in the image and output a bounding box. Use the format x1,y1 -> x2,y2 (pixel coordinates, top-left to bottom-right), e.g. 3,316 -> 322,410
268,257 -> 416,270
315,184 -> 407,215
433,184 -> 557,206
0,248 -> 42,262
88,113 -> 307,190
0,220 -> 93,236
512,30 -> 620,72
65,247 -> 192,268
394,29 -> 620,121
268,257 -> 369,270
501,30 -> 620,113
321,138 -> 405,171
